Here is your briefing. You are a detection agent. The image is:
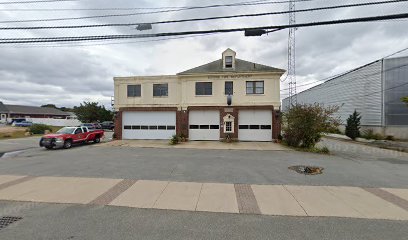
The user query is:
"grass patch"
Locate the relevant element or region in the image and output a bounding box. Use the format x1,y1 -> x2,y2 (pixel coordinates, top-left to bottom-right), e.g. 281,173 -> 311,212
281,142 -> 330,154
0,125 -> 62,140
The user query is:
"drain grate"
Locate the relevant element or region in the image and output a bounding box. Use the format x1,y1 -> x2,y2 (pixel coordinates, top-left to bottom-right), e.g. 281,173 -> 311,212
0,216 -> 23,230
288,165 -> 324,175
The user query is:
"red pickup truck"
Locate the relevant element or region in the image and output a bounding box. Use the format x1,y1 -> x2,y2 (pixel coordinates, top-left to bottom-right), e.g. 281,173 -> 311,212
39,126 -> 104,149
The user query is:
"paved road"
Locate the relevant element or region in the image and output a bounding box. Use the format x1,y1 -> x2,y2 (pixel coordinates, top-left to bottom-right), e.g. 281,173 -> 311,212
0,139 -> 406,188
0,201 -> 406,240
0,131 -> 114,153
0,138 -> 407,239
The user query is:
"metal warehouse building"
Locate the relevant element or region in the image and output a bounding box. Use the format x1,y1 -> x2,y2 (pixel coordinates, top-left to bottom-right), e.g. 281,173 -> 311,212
282,56 -> 408,139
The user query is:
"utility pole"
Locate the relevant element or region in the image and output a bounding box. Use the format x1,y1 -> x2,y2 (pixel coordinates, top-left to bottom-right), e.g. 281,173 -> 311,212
288,0 -> 297,107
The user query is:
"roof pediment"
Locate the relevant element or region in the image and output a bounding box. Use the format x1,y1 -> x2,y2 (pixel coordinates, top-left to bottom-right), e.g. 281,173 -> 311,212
177,58 -> 285,75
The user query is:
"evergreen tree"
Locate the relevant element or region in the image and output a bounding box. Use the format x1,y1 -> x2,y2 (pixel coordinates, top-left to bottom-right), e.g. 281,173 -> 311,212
345,110 -> 361,140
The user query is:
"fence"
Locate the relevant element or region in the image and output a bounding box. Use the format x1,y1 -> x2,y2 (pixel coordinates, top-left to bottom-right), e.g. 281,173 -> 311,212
26,118 -> 82,127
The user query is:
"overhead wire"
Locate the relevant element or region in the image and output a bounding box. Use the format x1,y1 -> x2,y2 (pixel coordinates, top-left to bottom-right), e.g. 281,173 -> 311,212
2,13 -> 408,44
0,0 -> 76,4
1,0 -> 406,30
0,0 -> 391,23
280,46 -> 408,92
0,0 -> 327,11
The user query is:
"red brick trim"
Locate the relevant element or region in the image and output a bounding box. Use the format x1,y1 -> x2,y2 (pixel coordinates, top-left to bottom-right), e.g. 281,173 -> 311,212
115,105 -> 281,141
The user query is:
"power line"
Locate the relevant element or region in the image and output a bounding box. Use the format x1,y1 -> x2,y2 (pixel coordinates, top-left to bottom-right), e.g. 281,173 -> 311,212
283,63 -> 408,96
0,0 -> 76,4
280,46 -> 408,92
0,32 -> 222,48
2,12 -> 408,44
1,0 -> 396,24
314,80 -> 408,106
2,0 -> 405,30
0,0 -> 323,11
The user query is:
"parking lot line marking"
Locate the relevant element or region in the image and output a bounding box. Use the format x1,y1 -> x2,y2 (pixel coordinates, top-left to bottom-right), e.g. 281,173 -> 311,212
364,187 -> 408,212
234,184 -> 261,214
0,176 -> 36,191
89,179 -> 137,205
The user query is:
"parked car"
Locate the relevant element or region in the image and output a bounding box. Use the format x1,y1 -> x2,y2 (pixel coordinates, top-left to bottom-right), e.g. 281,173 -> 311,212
10,118 -> 26,126
80,123 -> 102,131
101,121 -> 114,130
39,126 -> 104,149
14,121 -> 33,127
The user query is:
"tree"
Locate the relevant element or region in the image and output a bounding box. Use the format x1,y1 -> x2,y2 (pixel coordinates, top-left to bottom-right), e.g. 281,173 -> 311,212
41,104 -> 73,112
402,96 -> 408,106
41,104 -> 58,109
345,110 -> 361,140
283,104 -> 340,148
73,101 -> 113,123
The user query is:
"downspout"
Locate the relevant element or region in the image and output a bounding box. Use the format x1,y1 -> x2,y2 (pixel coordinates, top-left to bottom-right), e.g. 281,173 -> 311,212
381,58 -> 386,135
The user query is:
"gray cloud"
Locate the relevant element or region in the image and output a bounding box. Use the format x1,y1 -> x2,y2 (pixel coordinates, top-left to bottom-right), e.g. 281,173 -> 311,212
0,0 -> 408,107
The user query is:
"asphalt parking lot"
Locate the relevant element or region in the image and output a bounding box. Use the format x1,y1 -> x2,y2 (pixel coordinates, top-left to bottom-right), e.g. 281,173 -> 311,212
0,136 -> 407,188
0,136 -> 407,240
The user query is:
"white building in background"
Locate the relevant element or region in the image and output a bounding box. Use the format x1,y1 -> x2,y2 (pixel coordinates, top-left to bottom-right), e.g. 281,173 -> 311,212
282,56 -> 408,139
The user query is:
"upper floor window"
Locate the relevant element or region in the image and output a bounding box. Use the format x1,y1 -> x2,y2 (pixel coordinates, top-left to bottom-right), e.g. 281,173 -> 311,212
127,84 -> 141,97
195,82 -> 212,95
225,81 -> 233,95
246,81 -> 264,94
153,83 -> 168,97
225,56 -> 233,68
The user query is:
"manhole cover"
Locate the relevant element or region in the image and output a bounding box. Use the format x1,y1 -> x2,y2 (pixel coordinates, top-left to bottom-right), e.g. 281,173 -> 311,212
288,165 -> 324,175
0,216 -> 23,230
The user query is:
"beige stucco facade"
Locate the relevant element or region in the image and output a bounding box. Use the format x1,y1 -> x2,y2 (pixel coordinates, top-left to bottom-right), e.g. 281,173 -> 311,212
114,48 -> 284,111
114,73 -> 282,111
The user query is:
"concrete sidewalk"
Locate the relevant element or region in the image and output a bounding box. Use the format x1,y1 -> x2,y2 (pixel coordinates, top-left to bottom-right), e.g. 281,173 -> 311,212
0,175 -> 407,220
99,140 -> 290,151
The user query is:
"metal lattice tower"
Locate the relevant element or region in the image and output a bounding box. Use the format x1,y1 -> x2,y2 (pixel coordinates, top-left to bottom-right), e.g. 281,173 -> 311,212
288,0 -> 297,107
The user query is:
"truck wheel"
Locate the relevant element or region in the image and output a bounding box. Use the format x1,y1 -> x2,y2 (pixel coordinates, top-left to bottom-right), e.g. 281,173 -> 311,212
63,140 -> 72,149
93,137 -> 101,143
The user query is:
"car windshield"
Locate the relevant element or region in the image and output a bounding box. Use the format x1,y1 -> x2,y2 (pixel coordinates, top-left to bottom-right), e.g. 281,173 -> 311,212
56,127 -> 75,134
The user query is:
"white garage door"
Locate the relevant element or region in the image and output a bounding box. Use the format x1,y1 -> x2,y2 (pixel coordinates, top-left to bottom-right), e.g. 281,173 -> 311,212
238,110 -> 272,141
122,111 -> 176,140
189,110 -> 220,141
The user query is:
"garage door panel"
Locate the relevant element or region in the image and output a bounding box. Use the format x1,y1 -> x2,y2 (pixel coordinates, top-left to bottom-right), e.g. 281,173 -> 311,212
122,111 -> 176,140
189,110 -> 220,141
238,110 -> 272,142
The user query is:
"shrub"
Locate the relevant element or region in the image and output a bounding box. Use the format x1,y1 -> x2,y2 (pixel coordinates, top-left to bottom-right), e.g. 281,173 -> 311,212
345,110 -> 361,140
28,124 -> 52,134
361,129 -> 384,140
283,104 -> 340,148
169,134 -> 179,145
319,146 -> 330,154
385,135 -> 395,141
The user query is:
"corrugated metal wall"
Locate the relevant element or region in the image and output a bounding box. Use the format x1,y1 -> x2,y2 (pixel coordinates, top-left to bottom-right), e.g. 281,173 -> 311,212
282,60 -> 383,126
383,57 -> 408,126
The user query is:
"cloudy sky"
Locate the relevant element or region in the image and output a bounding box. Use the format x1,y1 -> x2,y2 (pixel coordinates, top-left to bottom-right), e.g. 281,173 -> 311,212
0,0 -> 407,109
